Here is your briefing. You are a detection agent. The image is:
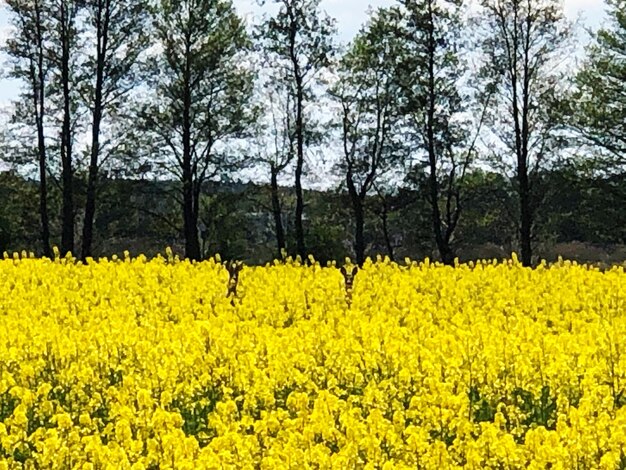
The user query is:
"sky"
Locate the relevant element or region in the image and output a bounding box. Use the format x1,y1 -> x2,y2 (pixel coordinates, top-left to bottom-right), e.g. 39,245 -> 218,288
0,0 -> 609,106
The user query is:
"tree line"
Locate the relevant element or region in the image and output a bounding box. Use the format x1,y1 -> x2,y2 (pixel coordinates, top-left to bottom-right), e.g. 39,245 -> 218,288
0,0 -> 624,267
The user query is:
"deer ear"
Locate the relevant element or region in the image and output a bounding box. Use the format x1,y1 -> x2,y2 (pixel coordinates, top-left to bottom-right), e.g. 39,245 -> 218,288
340,266 -> 346,276
352,266 -> 359,276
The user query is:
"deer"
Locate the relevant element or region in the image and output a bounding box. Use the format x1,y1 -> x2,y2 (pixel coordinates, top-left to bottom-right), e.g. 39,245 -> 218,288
225,260 -> 244,306
340,265 -> 358,306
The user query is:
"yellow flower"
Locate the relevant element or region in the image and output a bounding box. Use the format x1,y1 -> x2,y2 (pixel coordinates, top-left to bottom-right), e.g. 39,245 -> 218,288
55,413 -> 73,431
78,413 -> 92,427
0,254 -> 625,467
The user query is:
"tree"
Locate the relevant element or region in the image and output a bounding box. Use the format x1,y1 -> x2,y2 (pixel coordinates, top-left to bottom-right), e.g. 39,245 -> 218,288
259,0 -> 336,261
0,170 -> 41,253
142,0 -> 255,261
4,0 -> 52,257
371,183 -> 418,262
331,7 -> 407,266
477,0 -> 573,266
569,0 -> 625,163
48,0 -> 84,256
250,81 -> 295,259
80,0 -> 151,259
395,0 -> 485,266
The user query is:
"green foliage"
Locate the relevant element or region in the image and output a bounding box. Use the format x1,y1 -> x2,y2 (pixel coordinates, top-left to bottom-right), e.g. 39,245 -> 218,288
455,170 -> 517,249
331,7 -> 408,191
0,172 -> 41,252
538,163 -> 626,245
258,0 -> 338,259
200,189 -> 255,261
330,6 -> 411,264
0,0 -> 623,265
305,220 -> 347,267
0,216 -> 11,253
259,0 -> 336,86
80,0 -> 151,102
172,385 -> 223,447
469,385 -> 558,440
303,191 -> 351,265
476,0 -> 575,265
568,0 -> 626,161
145,0 -> 255,169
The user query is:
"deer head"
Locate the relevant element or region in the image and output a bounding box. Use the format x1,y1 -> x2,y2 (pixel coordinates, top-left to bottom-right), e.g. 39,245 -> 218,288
225,260 -> 244,301
340,265 -> 358,305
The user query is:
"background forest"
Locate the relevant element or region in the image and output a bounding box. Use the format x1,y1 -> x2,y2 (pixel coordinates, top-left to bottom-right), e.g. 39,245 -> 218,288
0,0 -> 623,266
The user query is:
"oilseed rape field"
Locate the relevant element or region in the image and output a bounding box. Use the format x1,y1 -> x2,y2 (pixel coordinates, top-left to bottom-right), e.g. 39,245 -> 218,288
1,251 -> 626,469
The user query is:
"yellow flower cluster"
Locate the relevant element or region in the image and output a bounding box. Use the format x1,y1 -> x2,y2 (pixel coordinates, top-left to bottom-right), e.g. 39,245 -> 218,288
0,250 -> 625,469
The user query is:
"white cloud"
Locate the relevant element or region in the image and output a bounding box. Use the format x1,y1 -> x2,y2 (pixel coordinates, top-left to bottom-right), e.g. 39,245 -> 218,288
566,0 -> 605,8
233,0 -> 396,42
564,0 -> 607,27
318,0 -> 395,40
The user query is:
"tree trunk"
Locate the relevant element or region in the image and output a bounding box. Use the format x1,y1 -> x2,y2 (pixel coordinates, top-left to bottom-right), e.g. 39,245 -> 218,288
294,81 -> 306,261
270,167 -> 286,259
354,196 -> 365,267
425,1 -> 455,266
519,170 -> 532,266
82,2 -> 109,260
60,2 -> 74,256
182,42 -> 200,261
37,123 -> 51,258
34,0 -> 51,258
60,129 -> 74,256
520,17 -> 534,268
380,204 -> 394,262
182,163 -> 200,260
288,11 -> 306,262
519,78 -> 532,266
347,171 -> 365,267
81,128 -> 100,259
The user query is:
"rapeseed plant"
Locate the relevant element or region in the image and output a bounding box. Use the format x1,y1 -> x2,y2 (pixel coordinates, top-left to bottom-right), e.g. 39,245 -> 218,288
0,251 -> 624,468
